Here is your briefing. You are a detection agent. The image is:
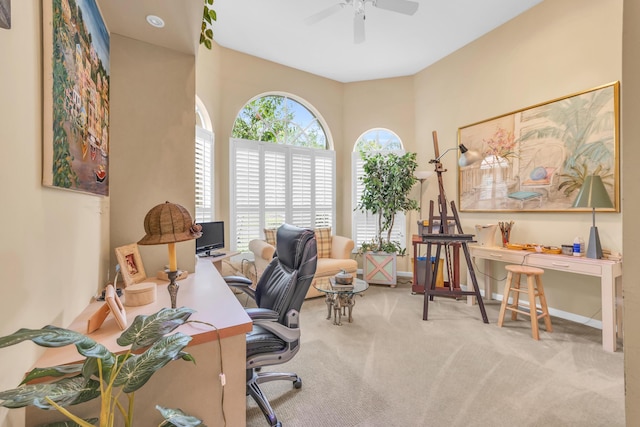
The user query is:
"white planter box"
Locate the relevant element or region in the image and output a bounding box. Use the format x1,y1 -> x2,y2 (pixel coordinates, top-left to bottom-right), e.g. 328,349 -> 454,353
363,252 -> 397,286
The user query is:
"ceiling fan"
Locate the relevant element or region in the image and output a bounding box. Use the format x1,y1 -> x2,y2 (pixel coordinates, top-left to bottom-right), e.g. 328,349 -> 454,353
304,0 -> 419,44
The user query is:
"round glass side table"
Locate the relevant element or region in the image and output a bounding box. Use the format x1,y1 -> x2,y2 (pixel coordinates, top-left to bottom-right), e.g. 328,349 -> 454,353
314,278 -> 369,326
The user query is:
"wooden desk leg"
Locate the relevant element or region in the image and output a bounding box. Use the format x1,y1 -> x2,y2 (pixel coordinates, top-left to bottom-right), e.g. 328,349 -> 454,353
601,265 -> 617,352
467,255 -> 491,306
616,275 -> 623,343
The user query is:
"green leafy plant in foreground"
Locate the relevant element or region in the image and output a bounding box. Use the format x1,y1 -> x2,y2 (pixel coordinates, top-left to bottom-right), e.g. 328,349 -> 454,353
0,307 -> 206,427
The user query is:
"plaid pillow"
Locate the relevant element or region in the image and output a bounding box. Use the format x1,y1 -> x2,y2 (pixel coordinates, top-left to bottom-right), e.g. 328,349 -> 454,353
264,228 -> 277,246
315,227 -> 332,258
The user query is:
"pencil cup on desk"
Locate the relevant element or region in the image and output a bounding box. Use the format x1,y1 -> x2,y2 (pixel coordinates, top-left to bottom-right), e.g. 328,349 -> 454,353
499,221 -> 514,247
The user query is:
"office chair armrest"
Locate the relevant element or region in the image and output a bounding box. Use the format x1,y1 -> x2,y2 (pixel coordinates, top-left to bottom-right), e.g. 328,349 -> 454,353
253,318 -> 301,343
223,275 -> 253,286
224,275 -> 256,300
245,308 -> 279,321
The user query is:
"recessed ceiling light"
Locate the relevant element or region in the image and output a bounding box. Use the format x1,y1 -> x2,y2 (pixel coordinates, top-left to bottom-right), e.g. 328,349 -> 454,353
146,15 -> 165,28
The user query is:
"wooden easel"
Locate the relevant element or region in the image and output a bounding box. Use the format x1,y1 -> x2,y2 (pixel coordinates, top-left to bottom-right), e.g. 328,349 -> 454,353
421,131 -> 489,323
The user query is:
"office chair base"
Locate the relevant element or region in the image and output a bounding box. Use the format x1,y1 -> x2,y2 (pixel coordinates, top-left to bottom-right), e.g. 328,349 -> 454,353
248,370 -> 302,427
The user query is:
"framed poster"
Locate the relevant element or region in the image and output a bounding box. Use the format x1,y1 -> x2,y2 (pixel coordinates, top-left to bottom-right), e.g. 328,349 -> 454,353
458,82 -> 619,212
42,0 -> 110,196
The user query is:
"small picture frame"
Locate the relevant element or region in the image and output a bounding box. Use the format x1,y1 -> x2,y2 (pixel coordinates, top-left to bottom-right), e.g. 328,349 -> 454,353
115,243 -> 147,286
105,285 -> 127,330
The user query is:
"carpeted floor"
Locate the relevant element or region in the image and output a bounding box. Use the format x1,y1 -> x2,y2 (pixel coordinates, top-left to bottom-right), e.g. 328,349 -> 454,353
233,277 -> 625,427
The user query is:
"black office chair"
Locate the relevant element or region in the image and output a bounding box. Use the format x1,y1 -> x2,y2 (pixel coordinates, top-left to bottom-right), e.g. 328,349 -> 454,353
224,224 -> 318,427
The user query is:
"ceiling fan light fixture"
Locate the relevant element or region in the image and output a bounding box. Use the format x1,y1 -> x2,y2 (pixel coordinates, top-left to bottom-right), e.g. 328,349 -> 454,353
305,0 -> 419,43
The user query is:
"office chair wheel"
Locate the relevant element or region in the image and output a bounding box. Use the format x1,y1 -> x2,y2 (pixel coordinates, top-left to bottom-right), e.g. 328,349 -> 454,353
293,378 -> 302,389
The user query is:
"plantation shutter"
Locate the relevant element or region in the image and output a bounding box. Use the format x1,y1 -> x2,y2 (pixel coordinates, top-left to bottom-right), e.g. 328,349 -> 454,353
195,126 -> 214,223
230,139 -> 336,252
264,147 -> 287,229
291,150 -> 312,227
314,153 -> 334,228
231,141 -> 261,252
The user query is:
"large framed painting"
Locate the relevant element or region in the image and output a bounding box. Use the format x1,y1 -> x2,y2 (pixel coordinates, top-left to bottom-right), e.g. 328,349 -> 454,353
42,0 -> 110,196
458,82 -> 619,212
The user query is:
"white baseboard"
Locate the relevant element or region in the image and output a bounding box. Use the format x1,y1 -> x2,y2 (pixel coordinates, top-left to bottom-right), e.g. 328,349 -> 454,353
354,273 -> 603,329
356,269 -> 413,279
461,285 -> 603,330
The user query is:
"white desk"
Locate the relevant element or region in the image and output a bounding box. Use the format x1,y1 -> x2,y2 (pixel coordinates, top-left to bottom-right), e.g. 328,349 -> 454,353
199,251 -> 240,273
26,259 -> 252,426
467,245 -> 622,352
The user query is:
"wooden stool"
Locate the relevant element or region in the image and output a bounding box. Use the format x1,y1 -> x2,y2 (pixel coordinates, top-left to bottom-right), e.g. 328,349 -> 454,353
498,265 -> 552,340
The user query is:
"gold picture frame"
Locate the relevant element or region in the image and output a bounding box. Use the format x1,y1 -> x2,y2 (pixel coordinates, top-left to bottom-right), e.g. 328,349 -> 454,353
115,243 -> 146,287
458,82 -> 620,212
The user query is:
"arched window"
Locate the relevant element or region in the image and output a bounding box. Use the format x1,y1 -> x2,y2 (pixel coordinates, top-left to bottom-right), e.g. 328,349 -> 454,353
352,128 -> 406,250
195,97 -> 214,223
230,94 -> 335,251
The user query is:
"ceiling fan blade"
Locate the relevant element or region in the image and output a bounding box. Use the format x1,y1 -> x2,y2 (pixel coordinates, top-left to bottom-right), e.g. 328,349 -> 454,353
354,12 -> 365,44
304,3 -> 345,25
373,0 -> 419,15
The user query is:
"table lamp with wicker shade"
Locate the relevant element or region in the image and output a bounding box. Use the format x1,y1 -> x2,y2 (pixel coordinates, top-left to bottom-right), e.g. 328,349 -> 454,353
138,201 -> 202,308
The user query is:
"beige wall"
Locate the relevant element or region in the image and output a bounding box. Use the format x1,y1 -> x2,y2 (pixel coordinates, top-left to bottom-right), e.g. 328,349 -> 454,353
109,35 -> 197,275
622,0 -> 639,424
343,77 -> 416,272
199,0 -> 623,320
1,0 -> 634,425
0,3 -> 198,426
414,0 -> 623,320
196,48 -> 345,240
0,2 -> 109,425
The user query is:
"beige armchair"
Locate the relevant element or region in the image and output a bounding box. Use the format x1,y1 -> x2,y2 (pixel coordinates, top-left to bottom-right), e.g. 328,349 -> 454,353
249,231 -> 358,299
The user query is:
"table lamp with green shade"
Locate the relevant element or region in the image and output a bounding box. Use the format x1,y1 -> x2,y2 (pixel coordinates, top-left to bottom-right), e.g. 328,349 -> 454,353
138,201 -> 202,308
572,175 -> 613,259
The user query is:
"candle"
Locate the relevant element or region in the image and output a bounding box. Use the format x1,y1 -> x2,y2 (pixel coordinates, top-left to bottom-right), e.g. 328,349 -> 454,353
168,242 -> 177,271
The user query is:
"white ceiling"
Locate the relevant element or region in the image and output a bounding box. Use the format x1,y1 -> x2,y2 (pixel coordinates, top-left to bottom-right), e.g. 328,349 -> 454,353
213,0 -> 544,83
96,0 -> 203,55
96,0 -> 543,83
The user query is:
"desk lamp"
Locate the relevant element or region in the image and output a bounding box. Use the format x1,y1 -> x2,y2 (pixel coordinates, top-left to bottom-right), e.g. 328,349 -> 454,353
138,201 -> 202,308
572,175 -> 613,259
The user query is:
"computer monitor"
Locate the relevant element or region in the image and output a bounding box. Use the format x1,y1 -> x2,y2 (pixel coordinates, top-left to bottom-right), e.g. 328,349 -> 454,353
195,221 -> 225,255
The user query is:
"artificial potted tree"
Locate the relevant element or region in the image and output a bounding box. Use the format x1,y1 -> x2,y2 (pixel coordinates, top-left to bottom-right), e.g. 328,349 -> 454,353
356,151 -> 419,286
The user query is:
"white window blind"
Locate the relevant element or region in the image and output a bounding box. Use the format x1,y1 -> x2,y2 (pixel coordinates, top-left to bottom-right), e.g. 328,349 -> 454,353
195,126 -> 214,223
230,139 -> 336,252
314,155 -> 334,228
351,150 -> 407,250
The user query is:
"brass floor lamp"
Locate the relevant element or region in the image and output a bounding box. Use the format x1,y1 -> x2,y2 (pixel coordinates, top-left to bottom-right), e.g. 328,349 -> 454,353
421,131 -> 488,323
